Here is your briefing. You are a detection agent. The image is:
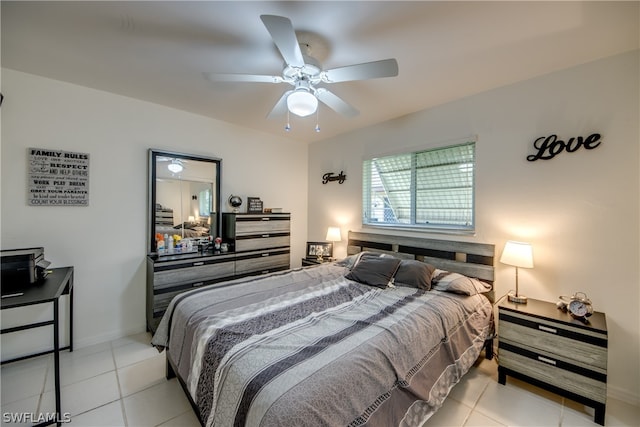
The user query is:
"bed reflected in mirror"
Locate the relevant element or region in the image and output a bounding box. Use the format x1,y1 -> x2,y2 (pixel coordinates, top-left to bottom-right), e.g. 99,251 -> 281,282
148,150 -> 221,254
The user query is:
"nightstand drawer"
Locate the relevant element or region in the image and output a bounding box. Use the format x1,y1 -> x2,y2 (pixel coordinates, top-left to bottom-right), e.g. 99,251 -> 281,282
499,312 -> 607,369
499,345 -> 607,403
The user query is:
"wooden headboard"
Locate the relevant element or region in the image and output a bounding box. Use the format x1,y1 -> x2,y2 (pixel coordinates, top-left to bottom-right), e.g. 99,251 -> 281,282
347,231 -> 495,283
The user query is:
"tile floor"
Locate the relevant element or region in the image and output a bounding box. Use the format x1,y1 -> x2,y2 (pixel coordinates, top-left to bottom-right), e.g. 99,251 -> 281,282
1,332 -> 638,426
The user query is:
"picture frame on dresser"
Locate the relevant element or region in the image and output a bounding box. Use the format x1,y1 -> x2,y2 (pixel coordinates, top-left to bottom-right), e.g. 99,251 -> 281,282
306,242 -> 333,259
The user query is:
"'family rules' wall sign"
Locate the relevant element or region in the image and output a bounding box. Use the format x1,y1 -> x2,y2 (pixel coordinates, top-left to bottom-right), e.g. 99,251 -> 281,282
28,148 -> 90,206
527,133 -> 602,161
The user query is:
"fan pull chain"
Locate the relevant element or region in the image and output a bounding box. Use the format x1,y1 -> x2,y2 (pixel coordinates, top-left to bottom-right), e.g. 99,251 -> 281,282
315,109 -> 321,133
285,110 -> 291,132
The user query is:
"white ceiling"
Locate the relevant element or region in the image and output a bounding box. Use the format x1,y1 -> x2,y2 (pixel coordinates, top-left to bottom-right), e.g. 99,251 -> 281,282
2,1 -> 638,143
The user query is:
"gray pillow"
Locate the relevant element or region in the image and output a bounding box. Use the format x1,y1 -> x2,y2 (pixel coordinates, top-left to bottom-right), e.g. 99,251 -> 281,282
345,255 -> 401,288
394,260 -> 435,290
431,269 -> 492,295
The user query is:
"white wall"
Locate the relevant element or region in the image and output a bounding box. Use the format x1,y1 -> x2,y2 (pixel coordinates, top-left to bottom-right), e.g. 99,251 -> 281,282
1,69 -> 308,356
308,51 -> 639,404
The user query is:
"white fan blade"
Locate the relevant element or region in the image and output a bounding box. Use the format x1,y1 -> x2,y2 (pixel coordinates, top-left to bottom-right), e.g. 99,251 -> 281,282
203,72 -> 283,83
315,88 -> 359,118
323,59 -> 398,83
260,15 -> 305,68
267,90 -> 293,118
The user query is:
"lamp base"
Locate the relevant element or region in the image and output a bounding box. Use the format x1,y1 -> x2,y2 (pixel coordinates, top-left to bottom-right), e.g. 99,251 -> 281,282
508,292 -> 528,304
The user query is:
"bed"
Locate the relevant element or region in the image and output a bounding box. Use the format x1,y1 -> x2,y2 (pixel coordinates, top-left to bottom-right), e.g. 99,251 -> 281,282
151,231 -> 495,427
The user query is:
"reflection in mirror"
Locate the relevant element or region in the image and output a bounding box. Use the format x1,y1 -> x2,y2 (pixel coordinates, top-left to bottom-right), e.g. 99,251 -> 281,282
149,150 -> 221,254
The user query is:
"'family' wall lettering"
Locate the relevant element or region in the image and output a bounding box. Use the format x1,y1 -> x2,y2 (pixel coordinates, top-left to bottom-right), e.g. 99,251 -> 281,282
527,133 -> 602,161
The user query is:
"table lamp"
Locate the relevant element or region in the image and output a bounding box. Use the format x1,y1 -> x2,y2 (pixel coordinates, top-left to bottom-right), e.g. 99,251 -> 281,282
500,240 -> 534,304
325,227 -> 342,261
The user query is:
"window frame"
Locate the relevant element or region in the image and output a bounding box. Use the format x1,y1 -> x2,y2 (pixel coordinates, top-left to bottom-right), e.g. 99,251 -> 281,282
362,140 -> 476,234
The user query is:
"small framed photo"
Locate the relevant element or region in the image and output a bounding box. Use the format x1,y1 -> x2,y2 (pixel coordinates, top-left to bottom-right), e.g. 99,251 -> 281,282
306,241 -> 333,259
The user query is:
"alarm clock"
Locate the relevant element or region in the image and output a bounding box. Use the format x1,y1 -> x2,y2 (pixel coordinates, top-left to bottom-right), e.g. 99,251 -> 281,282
557,292 -> 594,322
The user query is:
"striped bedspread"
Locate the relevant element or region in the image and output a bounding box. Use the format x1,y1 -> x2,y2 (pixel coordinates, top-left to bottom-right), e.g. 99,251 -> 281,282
152,263 -> 492,427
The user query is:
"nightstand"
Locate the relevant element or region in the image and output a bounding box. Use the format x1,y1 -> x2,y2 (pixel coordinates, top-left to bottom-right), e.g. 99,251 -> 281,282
498,298 -> 608,425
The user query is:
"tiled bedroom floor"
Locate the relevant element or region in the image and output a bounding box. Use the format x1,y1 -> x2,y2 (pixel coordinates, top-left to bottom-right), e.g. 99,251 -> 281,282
1,332 -> 638,426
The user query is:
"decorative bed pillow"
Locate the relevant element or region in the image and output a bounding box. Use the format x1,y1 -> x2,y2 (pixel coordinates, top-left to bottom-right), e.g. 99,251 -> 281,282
393,260 -> 436,290
431,269 -> 492,295
345,254 -> 401,288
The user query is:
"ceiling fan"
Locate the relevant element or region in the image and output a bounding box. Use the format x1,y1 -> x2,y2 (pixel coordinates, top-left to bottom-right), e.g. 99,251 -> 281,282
204,15 -> 399,123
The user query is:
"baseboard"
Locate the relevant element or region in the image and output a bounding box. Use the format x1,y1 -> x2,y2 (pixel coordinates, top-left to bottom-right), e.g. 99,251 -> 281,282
73,324 -> 148,350
607,384 -> 640,407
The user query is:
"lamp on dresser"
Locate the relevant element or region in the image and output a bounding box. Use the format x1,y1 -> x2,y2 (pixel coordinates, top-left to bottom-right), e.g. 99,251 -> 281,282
500,240 -> 533,304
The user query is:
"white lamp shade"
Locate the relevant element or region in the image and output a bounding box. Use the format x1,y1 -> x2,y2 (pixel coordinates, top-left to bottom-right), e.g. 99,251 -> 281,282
325,227 -> 342,242
287,90 -> 318,117
500,241 -> 534,268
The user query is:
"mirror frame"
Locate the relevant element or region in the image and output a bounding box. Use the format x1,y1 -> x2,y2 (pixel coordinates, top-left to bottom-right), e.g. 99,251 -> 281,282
148,149 -> 222,254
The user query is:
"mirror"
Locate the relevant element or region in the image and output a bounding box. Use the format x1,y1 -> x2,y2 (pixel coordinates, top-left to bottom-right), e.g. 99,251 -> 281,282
148,149 -> 221,254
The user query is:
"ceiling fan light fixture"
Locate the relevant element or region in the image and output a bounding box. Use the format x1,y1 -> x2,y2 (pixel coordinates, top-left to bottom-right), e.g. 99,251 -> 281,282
287,90 -> 318,117
167,159 -> 183,174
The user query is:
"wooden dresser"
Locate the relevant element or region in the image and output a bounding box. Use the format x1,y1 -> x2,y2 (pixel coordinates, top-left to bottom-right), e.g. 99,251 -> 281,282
147,213 -> 291,332
498,298 -> 608,425
222,213 -> 291,278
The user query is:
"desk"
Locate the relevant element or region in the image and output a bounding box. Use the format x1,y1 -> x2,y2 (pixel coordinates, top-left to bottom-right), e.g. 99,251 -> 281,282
1,267 -> 74,427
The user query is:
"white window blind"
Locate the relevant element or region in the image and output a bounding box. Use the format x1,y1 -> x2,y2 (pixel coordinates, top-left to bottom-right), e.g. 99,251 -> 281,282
363,141 -> 475,231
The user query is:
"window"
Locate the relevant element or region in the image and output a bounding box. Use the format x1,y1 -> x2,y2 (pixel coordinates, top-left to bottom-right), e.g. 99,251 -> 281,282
362,141 -> 475,231
199,188 -> 212,217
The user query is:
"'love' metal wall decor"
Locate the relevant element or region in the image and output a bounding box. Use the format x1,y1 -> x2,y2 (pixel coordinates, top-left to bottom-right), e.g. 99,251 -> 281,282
527,133 -> 602,161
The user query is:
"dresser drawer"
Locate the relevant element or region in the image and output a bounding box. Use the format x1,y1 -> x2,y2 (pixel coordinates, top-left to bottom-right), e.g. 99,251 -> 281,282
154,259 -> 235,288
235,234 -> 290,252
235,251 -> 290,275
499,345 -> 606,403
235,217 -> 290,235
499,311 -> 607,369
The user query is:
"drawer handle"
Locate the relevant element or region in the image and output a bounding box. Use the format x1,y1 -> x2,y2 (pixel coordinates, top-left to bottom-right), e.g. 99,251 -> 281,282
192,282 -> 204,287
538,325 -> 557,334
262,270 -> 270,274
262,253 -> 270,257
262,234 -> 270,238
261,218 -> 270,221
537,356 -> 557,366
192,262 -> 205,266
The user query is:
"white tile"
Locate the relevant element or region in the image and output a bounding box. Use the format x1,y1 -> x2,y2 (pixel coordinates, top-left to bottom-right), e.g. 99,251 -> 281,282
561,397 -> 640,427
111,332 -> 152,349
157,409 -> 201,427
0,362 -> 47,405
0,395 -> 40,427
474,381 -> 562,426
464,410 -> 506,426
40,371 -> 120,417
449,366 -> 492,408
60,341 -> 111,361
45,349 -> 115,390
117,351 -> 166,397
423,397 -> 473,427
122,379 -> 191,427
66,401 -> 125,427
112,339 -> 159,369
